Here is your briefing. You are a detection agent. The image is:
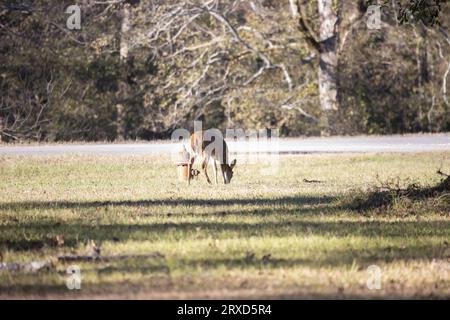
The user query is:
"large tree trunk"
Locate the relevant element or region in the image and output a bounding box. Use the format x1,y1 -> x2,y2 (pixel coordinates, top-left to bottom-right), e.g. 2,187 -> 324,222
120,4 -> 131,61
290,0 -> 339,115
318,0 -> 338,112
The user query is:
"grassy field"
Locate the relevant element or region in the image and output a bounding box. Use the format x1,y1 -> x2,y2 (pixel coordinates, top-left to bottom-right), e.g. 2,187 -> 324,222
0,152 -> 449,299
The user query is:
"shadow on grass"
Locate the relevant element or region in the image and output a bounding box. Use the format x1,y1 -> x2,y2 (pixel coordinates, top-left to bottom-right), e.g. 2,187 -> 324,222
170,244 -> 449,269
0,195 -> 336,211
1,216 -> 449,250
1,194 -> 449,271
33,241 -> 446,275
1,240 -> 448,298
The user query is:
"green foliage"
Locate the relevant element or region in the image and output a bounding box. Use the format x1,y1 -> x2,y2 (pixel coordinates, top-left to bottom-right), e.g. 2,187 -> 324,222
397,0 -> 444,26
337,3 -> 450,134
0,1 -> 449,141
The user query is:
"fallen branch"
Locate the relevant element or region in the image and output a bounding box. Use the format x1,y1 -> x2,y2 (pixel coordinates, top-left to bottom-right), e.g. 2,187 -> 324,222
437,169 -> 449,178
57,252 -> 165,262
0,252 -> 166,272
303,178 -> 324,184
0,260 -> 55,272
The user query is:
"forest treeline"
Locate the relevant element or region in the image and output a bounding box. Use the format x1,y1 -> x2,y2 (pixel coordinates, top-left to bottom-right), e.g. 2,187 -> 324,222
0,0 -> 449,142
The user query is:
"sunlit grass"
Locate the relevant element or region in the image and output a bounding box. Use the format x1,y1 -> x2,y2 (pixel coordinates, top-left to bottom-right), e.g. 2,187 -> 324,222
0,152 -> 449,298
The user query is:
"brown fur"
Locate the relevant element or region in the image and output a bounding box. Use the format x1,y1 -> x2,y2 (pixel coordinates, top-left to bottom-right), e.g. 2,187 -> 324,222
187,131 -> 236,185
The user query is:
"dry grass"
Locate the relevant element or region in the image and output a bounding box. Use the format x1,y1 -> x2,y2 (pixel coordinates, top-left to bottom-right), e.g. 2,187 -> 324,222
0,152 -> 449,299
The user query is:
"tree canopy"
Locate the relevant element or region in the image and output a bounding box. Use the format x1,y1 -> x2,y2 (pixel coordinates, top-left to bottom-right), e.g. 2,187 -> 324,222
0,0 -> 449,141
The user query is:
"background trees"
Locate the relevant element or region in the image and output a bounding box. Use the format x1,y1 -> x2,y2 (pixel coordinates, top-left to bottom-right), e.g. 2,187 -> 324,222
0,0 -> 449,142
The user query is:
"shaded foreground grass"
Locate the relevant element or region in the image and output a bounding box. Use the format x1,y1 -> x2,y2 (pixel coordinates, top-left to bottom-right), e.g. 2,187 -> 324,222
0,152 -> 449,299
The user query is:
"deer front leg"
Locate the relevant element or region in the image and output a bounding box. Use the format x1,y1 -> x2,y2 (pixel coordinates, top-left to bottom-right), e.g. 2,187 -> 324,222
201,155 -> 212,184
213,159 -> 218,185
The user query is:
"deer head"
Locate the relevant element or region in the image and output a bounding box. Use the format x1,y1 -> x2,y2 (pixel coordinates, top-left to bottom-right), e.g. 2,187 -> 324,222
222,159 -> 236,184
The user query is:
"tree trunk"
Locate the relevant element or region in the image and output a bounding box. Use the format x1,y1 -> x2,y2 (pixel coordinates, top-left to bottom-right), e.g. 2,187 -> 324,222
318,0 -> 338,112
290,0 -> 339,117
120,4 -> 131,61
117,3 -> 131,140
289,0 -> 299,18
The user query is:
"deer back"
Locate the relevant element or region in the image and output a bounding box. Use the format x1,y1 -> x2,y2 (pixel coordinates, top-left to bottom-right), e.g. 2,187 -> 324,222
190,131 -> 229,164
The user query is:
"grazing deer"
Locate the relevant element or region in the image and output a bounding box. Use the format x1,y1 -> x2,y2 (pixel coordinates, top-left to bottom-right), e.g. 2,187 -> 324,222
187,130 -> 236,185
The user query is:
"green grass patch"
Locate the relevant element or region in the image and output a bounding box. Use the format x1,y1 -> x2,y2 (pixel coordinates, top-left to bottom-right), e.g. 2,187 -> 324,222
0,152 -> 449,298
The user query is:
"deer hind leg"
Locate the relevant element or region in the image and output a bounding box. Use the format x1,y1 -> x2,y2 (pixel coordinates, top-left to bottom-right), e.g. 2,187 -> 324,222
187,154 -> 196,186
222,164 -> 228,184
201,154 -> 212,184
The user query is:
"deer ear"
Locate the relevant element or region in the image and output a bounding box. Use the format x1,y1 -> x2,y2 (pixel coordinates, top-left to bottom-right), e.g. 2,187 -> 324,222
230,159 -> 237,169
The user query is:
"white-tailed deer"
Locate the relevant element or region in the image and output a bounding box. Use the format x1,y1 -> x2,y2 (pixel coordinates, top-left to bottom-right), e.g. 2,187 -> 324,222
187,130 -> 236,185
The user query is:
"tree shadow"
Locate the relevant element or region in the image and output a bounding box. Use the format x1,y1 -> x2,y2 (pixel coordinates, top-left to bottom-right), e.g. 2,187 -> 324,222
1,193 -> 449,272
0,195 -> 336,211
1,217 -> 449,251
34,240 -> 445,275
1,191 -> 448,298
1,240 -> 447,299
